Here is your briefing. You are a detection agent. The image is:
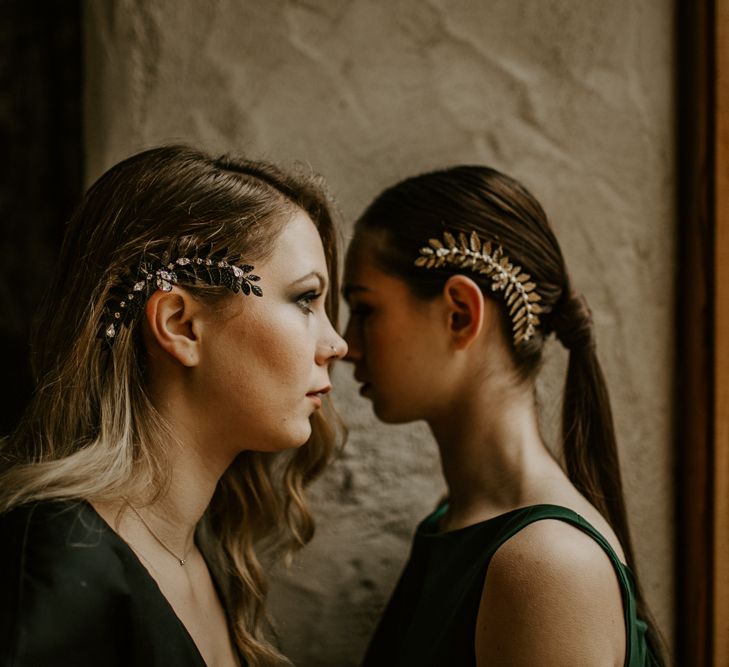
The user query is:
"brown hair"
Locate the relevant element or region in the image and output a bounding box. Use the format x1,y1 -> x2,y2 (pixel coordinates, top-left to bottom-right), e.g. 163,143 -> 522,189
353,165 -> 665,663
0,145 -> 344,666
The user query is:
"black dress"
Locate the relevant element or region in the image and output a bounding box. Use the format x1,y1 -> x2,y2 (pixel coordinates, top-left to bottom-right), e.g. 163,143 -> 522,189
363,503 -> 657,667
0,499 -> 239,666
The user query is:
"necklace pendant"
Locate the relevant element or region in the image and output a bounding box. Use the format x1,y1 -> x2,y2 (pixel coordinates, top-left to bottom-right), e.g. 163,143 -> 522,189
179,559 -> 185,566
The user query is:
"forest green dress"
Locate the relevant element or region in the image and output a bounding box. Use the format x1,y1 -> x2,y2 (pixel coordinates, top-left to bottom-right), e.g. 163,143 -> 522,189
363,504 -> 658,666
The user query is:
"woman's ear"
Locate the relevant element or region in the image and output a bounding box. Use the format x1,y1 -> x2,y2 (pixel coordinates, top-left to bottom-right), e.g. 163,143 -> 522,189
143,288 -> 201,367
442,275 -> 485,350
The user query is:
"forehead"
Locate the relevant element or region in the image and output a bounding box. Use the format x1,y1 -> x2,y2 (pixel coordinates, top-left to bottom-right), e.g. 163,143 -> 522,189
343,241 -> 413,302
344,239 -> 380,283
261,208 -> 327,278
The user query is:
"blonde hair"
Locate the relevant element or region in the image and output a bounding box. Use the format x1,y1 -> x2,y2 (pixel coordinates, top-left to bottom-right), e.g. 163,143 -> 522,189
0,145 -> 344,665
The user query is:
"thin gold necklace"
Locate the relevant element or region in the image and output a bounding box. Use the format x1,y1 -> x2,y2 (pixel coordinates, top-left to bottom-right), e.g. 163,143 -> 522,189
126,502 -> 191,566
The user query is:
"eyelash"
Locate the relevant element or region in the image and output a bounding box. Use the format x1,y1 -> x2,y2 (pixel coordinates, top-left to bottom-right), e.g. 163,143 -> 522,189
296,291 -> 322,314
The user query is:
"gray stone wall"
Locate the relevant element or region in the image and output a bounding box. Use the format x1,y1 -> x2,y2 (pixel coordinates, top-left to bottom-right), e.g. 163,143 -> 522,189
84,1 -> 675,664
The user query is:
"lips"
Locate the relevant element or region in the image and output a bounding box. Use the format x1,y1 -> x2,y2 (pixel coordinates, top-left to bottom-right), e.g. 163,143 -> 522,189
306,385 -> 331,409
353,370 -> 371,397
307,394 -> 323,408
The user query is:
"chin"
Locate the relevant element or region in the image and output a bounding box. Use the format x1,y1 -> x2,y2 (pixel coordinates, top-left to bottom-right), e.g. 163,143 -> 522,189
242,421 -> 313,453
372,400 -> 418,425
280,421 -> 314,450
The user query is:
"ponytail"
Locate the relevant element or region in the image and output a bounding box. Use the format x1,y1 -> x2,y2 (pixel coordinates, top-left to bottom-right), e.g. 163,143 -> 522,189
555,291 -> 667,665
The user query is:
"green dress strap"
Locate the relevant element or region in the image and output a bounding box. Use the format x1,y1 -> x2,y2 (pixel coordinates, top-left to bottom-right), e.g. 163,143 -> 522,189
484,504 -> 653,667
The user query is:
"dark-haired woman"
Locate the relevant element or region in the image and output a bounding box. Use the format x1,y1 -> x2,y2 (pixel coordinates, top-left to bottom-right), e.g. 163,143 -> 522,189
0,145 -> 347,666
343,166 -> 664,666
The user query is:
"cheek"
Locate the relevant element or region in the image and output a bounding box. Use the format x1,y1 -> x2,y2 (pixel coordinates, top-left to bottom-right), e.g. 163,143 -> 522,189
367,318 -> 436,401
244,314 -> 313,390
198,315 -> 315,451
368,314 -> 427,368
204,312 -> 310,403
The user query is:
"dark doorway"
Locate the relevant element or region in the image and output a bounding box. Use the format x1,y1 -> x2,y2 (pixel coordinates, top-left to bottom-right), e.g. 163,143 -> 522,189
0,1 -> 83,434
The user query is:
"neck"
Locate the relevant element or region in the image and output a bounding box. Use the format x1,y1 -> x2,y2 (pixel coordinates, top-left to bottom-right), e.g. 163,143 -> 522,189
92,362 -> 239,569
428,378 -> 565,526
121,365 -> 240,558
131,397 -> 238,556
133,443 -> 226,556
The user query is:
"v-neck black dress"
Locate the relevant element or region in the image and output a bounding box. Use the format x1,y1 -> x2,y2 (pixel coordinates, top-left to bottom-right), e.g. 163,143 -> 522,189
0,499 -> 239,666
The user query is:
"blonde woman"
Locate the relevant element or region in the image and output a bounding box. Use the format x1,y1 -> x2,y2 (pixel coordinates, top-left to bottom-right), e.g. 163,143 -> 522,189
0,145 -> 347,667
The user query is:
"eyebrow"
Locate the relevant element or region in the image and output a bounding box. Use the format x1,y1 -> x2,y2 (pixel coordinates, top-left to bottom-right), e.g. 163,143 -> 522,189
289,271 -> 327,290
342,284 -> 371,301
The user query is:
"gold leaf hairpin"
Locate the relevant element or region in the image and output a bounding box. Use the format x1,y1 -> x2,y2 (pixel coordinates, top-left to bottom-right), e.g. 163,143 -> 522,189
415,230 -> 543,345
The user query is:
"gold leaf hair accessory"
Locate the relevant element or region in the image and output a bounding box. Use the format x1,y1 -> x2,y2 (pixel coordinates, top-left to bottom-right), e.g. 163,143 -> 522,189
100,243 -> 262,348
415,230 -> 543,345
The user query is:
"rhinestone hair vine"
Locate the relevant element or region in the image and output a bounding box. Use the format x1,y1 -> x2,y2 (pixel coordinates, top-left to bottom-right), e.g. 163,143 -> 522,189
415,230 -> 543,345
100,243 -> 262,347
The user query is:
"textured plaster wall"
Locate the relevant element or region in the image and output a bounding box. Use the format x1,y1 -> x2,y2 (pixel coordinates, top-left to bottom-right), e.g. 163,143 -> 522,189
84,1 -> 675,664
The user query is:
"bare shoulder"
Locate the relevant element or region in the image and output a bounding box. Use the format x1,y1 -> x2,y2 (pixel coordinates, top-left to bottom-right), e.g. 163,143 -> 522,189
475,519 -> 625,667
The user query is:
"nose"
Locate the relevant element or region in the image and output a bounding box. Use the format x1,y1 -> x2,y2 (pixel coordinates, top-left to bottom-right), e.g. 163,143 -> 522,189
342,316 -> 361,363
317,327 -> 348,365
